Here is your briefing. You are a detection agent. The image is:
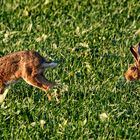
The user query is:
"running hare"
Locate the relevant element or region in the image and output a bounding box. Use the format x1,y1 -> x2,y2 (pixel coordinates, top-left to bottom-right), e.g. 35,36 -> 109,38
0,50 -> 57,103
125,43 -> 140,81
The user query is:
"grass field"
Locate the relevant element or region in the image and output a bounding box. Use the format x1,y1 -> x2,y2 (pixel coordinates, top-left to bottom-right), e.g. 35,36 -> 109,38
0,0 -> 140,139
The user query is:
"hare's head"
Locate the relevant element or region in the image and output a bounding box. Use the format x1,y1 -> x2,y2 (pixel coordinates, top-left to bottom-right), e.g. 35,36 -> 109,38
125,43 -> 140,81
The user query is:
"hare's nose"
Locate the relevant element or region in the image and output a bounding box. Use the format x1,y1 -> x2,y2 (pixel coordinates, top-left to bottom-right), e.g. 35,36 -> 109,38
124,72 -> 133,81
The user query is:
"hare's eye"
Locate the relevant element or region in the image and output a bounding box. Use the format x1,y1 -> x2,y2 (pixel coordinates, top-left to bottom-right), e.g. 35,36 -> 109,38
131,67 -> 137,71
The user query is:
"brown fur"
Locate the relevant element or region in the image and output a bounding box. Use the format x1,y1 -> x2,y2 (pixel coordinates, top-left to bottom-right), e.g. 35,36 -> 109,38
125,43 -> 140,81
0,50 -> 57,97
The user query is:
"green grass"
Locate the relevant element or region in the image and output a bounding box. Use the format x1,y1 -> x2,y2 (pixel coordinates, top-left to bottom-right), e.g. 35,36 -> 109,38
0,0 -> 140,139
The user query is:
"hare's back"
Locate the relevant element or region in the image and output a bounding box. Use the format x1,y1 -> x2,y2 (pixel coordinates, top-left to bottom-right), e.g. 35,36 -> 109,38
19,51 -> 46,66
0,51 -> 45,65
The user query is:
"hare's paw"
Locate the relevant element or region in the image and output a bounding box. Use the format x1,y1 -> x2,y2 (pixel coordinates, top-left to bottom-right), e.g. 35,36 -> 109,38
0,94 -> 5,104
0,87 -> 10,104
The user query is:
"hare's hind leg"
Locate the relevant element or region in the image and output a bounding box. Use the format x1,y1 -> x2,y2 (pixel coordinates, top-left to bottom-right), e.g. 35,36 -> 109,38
23,74 -> 55,100
23,74 -> 55,91
23,71 -> 55,91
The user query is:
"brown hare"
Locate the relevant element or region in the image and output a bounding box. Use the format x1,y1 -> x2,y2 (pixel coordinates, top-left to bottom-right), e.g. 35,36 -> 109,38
0,50 -> 58,103
125,43 -> 140,81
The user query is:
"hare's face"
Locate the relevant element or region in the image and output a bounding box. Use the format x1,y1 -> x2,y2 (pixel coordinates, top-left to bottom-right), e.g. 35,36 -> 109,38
125,63 -> 140,81
125,43 -> 140,81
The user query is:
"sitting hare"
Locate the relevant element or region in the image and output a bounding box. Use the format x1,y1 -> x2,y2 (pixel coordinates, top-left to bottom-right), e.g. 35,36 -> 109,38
0,50 -> 58,103
125,43 -> 140,81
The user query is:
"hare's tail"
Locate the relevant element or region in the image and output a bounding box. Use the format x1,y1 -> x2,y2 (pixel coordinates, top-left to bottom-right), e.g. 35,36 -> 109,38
42,62 -> 58,68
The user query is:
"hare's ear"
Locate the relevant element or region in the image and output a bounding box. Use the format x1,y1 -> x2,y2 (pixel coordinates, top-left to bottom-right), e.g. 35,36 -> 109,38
130,46 -> 138,61
138,42 -> 140,55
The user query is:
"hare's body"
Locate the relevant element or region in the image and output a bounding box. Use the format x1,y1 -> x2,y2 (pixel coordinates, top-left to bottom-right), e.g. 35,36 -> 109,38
0,50 -> 57,103
0,51 -> 45,84
125,43 -> 140,81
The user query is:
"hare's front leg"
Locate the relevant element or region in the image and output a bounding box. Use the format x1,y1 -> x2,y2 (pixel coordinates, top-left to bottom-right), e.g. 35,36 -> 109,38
0,86 -> 10,104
